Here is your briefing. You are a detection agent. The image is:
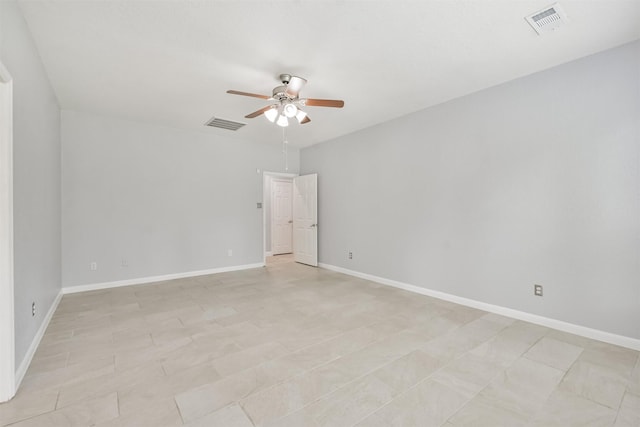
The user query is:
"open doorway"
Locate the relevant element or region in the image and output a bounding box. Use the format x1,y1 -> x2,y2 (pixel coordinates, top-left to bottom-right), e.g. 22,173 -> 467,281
263,171 -> 297,266
0,61 -> 15,402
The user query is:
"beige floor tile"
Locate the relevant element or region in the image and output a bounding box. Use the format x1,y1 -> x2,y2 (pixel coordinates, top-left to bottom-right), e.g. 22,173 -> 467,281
479,357 -> 564,416
277,324 -> 347,352
278,322 -> 401,372
523,336 -> 584,370
95,401 -> 183,427
468,333 -> 534,368
161,339 -> 239,376
174,382 -> 234,424
333,330 -> 432,378
430,352 -> 504,399
56,362 -> 165,408
212,341 -> 290,377
114,335 -> 192,372
174,357 -> 302,424
199,305 -> 238,321
405,314 -> 462,341
582,342 -> 638,376
447,395 -> 529,426
420,316 -> 507,362
259,408 -> 320,427
239,364 -> 348,425
183,404 -> 253,427
546,329 -> 597,348
361,378 -> 470,427
306,374 -> 396,427
628,357 -> 640,395
0,389 -> 58,426
5,259 -> 639,427
191,321 -> 261,344
115,361 -> 219,417
494,320 -> 549,346
614,392 -> 640,427
19,355 -> 115,394
353,411 -> 391,427
559,360 -> 628,409
529,389 -> 617,427
442,306 -> 487,325
24,352 -> 69,376
7,392 -> 118,427
372,349 -> 444,394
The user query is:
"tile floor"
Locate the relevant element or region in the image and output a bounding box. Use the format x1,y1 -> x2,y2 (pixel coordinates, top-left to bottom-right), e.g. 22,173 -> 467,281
1,256 -> 638,426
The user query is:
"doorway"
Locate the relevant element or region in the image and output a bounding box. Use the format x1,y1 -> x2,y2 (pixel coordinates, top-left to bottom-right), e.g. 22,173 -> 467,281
262,172 -> 318,267
263,172 -> 297,265
271,178 -> 293,255
0,61 -> 15,402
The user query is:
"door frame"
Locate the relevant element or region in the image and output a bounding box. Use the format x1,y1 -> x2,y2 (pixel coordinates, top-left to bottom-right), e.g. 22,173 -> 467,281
262,171 -> 297,265
0,60 -> 15,402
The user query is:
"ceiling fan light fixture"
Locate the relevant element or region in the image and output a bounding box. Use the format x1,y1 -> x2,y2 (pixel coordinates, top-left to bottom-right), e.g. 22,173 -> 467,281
283,103 -> 298,118
227,73 -> 344,127
276,114 -> 289,127
295,110 -> 308,123
264,107 -> 278,122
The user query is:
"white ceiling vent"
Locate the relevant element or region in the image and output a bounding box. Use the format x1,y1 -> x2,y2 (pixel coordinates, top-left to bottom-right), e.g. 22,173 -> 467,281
526,3 -> 568,35
205,117 -> 246,131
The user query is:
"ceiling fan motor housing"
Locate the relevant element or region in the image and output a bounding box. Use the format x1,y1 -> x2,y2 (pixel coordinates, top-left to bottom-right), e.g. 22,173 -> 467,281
272,86 -> 290,101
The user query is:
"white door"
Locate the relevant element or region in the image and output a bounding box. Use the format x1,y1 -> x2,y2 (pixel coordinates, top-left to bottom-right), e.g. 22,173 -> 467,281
293,174 -> 318,266
271,179 -> 293,255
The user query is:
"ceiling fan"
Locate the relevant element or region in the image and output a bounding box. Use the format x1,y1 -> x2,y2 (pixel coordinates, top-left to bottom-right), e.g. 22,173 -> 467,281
227,74 -> 344,127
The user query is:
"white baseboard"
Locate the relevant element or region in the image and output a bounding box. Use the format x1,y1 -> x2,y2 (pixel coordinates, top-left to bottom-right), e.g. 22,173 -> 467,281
62,262 -> 264,295
319,263 -> 640,351
15,289 -> 63,389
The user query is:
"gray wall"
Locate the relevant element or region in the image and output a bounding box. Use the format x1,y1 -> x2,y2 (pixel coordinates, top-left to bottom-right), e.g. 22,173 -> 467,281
0,1 -> 62,364
62,110 -> 299,287
301,41 -> 640,340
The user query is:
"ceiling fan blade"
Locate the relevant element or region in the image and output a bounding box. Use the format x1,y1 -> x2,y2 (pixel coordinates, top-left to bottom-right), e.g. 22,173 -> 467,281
300,115 -> 311,124
285,76 -> 307,97
245,105 -> 274,118
227,90 -> 270,100
303,98 -> 344,108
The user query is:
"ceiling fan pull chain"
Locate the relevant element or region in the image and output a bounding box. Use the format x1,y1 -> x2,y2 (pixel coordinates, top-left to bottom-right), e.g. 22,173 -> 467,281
282,127 -> 289,172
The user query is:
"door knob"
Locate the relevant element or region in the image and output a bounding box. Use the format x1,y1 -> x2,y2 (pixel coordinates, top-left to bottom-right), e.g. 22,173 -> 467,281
310,223 -> 317,227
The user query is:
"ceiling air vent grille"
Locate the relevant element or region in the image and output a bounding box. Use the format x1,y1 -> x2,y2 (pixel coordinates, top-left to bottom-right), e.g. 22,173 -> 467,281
205,117 -> 246,131
525,3 -> 567,35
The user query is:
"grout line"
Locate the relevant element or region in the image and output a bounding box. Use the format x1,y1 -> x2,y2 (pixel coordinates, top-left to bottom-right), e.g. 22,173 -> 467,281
239,402 -> 258,427
173,396 -> 186,425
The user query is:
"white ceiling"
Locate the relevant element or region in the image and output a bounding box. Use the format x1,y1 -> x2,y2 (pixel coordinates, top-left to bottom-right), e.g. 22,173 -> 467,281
17,0 -> 640,148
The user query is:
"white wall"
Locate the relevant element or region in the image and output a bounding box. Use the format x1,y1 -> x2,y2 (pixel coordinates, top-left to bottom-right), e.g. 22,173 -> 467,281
0,0 -> 62,365
301,41 -> 640,340
62,110 -> 299,287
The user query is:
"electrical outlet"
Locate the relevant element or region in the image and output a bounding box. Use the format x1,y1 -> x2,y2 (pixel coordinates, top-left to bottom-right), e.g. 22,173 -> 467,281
534,284 -> 543,296
90,262 -> 97,271
122,258 -> 128,267
348,251 -> 353,260
227,249 -> 233,257
32,302 -> 35,317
